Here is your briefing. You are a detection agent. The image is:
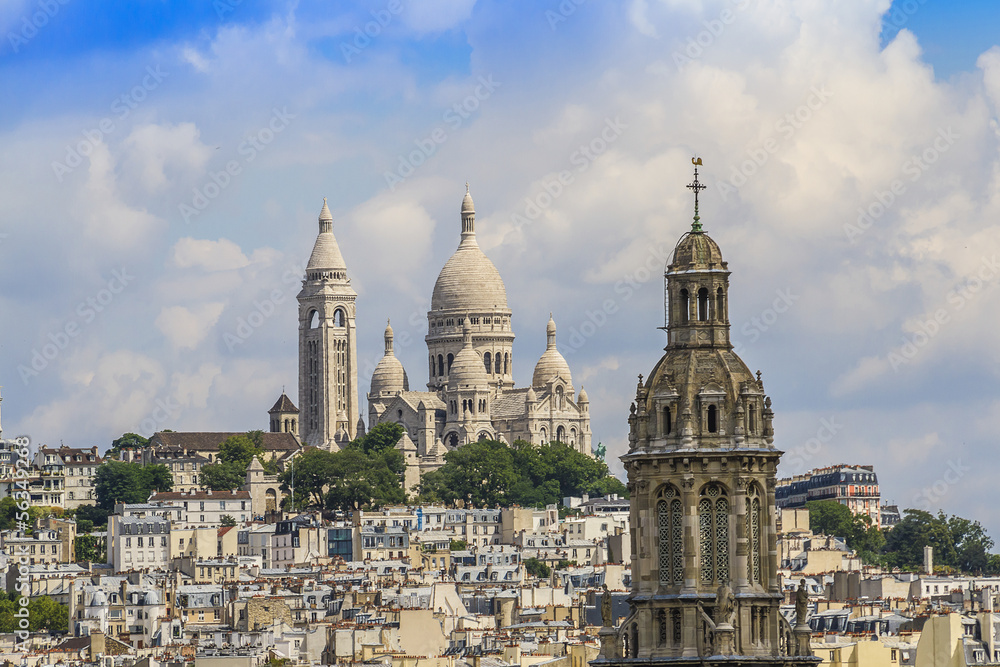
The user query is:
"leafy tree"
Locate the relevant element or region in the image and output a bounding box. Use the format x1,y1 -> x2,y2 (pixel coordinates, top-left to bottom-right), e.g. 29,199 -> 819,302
201,432 -> 272,491
220,515 -> 237,527
199,462 -> 246,492
278,448 -> 338,507
324,447 -> 405,512
108,432 -> 149,456
0,595 -> 68,633
420,439 -> 628,508
75,504 -> 110,528
94,460 -> 172,511
75,534 -> 106,563
450,540 -> 467,551
76,518 -> 94,533
806,500 -> 855,539
355,422 -> 405,455
524,557 -> 551,578
883,509 -> 959,570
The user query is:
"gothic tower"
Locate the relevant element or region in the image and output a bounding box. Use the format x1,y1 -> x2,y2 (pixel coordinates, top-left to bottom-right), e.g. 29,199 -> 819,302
298,199 -> 360,450
597,161 -> 817,667
427,185 -> 515,393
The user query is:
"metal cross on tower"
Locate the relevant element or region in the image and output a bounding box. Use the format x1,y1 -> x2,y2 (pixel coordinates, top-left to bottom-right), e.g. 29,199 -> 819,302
687,157 -> 706,232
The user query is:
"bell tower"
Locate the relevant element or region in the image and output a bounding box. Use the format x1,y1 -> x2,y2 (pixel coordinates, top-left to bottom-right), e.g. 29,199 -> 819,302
297,198 -> 360,450
596,159 -> 817,667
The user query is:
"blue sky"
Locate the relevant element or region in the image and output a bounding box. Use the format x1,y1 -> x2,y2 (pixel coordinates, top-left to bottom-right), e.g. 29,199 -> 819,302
2,0 -> 1000,538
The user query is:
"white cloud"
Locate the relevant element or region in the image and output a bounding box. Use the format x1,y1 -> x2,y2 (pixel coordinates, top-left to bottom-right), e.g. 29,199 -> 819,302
122,123 -> 214,193
155,303 -> 226,350
171,237 -> 251,272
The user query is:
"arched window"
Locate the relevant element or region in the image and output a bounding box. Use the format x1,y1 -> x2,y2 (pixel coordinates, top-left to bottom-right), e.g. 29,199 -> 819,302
657,486 -> 683,585
333,309 -> 345,327
478,432 -> 489,441
663,406 -> 672,435
504,353 -> 509,374
438,354 -> 444,376
556,425 -> 565,442
484,352 -> 492,374
698,483 -> 730,585
308,310 -> 320,329
447,353 -> 454,374
746,484 -> 763,585
658,609 -> 667,646
429,355 -> 435,377
539,427 -> 547,443
679,289 -> 690,323
447,433 -> 459,448
570,428 -> 576,445
716,287 -> 725,321
707,405 -> 718,433
495,354 -> 501,374
555,386 -> 564,410
698,288 -> 709,321
748,405 -> 756,435
630,623 -> 638,658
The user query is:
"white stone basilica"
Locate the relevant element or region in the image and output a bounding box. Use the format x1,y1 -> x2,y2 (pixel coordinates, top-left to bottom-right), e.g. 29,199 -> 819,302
274,187 -> 592,489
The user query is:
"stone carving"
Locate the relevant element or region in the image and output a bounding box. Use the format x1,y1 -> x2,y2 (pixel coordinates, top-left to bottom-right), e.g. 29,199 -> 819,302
601,584 -> 613,627
795,579 -> 809,627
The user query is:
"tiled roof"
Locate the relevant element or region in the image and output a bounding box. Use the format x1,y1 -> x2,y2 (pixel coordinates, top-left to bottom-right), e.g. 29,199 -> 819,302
491,388 -> 529,419
151,432 -> 299,452
269,392 -> 299,414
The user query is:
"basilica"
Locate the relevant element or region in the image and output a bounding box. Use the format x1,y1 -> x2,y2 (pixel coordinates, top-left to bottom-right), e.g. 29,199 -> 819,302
270,186 -> 592,491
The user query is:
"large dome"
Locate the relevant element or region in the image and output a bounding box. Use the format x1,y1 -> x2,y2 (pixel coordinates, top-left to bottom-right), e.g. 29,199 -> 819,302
532,315 -> 573,390
430,187 -> 509,312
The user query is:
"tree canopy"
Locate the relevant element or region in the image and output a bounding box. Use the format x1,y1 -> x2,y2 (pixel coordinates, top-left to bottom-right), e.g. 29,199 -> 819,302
419,439 -> 627,508
200,431 -> 275,492
108,432 -> 149,456
277,422 -> 407,512
94,460 -> 173,511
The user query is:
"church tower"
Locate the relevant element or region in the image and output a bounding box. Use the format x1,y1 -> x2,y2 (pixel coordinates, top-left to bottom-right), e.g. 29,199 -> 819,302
297,199 -> 360,450
597,161 -> 816,667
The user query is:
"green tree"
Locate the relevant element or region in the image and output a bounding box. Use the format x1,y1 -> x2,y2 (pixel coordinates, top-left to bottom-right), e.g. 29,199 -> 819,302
806,500 -> 855,539
354,422 -> 405,455
28,596 -> 68,633
524,557 -> 551,578
450,540 -> 467,551
75,504 -> 110,528
221,515 -> 237,527
324,447 -> 405,512
75,534 -> 106,563
420,440 -> 518,507
108,432 -> 149,456
199,462 -> 246,491
883,509 -> 958,570
94,460 -> 172,511
278,448 -> 338,507
948,515 -> 994,573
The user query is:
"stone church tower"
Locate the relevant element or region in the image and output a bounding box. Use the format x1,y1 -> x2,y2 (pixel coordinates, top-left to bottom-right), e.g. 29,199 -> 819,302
297,199 -> 360,449
599,162 -> 816,667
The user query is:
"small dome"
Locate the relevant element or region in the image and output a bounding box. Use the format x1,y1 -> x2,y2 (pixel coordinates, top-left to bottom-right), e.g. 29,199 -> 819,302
371,319 -> 409,395
90,590 -> 108,606
526,386 -> 537,403
307,198 -> 348,271
578,386 -> 589,403
532,315 -> 573,390
670,231 -> 725,270
431,186 -> 509,312
449,319 -> 490,388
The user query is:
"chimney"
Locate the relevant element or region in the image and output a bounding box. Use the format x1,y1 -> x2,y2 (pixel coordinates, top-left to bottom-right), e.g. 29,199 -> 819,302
924,546 -> 934,575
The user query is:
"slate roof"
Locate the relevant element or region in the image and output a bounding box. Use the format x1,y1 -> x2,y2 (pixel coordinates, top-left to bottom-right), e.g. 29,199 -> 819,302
150,432 -> 299,452
491,388 -> 529,419
269,393 -> 299,414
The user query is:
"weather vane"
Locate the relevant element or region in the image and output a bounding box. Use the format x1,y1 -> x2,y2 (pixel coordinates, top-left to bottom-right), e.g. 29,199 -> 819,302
687,157 -> 706,233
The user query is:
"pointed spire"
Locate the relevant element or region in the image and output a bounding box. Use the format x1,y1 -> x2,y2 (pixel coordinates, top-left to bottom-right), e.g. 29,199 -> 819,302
462,317 -> 473,346
546,313 -> 557,349
461,183 -> 475,237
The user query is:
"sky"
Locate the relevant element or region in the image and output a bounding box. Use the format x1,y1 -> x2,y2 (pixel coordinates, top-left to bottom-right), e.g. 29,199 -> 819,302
2,0 -> 1000,537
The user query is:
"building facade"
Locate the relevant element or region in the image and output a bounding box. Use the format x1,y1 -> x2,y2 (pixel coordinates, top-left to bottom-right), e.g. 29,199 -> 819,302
776,465 -> 881,526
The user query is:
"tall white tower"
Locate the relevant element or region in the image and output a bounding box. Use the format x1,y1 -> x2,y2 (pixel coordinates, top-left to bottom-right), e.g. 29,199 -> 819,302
298,199 -> 360,449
